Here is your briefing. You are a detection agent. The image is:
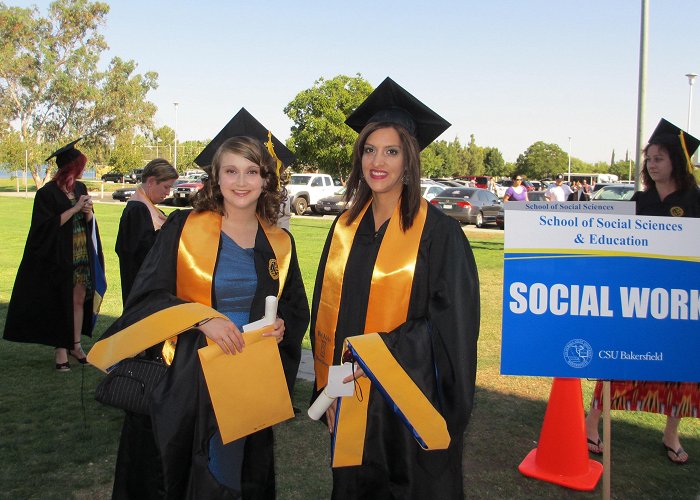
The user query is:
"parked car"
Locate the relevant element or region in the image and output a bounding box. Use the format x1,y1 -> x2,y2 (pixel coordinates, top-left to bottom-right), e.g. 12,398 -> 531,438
112,186 -> 136,202
459,175 -> 492,190
169,178 -> 192,198
316,187 -> 350,214
590,184 -> 636,201
183,169 -> 206,179
101,171 -> 125,183
172,180 -> 204,206
430,178 -> 464,187
494,180 -> 510,199
126,168 -> 144,184
430,187 -> 502,227
421,184 -> 446,201
527,191 -> 548,201
286,173 -> 340,215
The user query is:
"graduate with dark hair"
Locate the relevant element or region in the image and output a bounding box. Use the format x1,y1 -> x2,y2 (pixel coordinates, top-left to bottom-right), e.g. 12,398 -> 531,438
586,119 -> 700,464
310,78 -> 480,499
4,139 -> 104,371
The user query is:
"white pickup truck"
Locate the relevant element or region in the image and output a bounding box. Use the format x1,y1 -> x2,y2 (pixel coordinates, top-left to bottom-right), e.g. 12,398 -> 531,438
286,173 -> 341,215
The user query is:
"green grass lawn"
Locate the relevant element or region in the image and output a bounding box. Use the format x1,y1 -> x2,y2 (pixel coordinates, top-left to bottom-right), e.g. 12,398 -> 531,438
0,196 -> 698,499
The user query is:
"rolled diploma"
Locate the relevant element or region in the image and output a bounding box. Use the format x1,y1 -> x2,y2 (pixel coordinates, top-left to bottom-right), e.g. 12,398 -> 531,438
308,387 -> 336,420
242,296 -> 277,332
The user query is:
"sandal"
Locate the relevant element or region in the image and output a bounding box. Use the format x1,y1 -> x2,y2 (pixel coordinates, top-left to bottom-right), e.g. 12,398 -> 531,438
55,361 -> 71,372
69,342 -> 89,365
587,437 -> 603,455
55,348 -> 71,372
663,443 -> 688,465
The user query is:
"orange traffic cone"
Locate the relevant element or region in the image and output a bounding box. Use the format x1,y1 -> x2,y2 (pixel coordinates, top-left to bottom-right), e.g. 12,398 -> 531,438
518,377 -> 603,491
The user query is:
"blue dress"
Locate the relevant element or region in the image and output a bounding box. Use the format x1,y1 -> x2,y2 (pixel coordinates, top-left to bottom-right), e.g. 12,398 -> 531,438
208,232 -> 257,491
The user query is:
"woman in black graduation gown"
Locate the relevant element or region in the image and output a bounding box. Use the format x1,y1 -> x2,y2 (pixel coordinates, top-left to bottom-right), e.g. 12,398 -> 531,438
586,119 -> 700,464
115,158 -> 178,303
112,158 -> 177,499
310,78 -> 480,499
90,128 -> 309,498
4,140 -> 104,371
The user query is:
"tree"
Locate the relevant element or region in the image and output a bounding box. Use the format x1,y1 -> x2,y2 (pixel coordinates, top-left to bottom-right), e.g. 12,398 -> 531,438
284,74 -> 372,179
176,140 -> 208,172
0,0 -> 158,187
515,141 -> 568,179
483,147 -> 507,177
609,160 -> 634,181
419,145 -> 445,177
464,134 -> 485,176
107,132 -> 145,173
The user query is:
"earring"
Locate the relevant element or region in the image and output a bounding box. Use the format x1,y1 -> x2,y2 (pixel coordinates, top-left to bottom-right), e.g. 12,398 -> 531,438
402,172 -> 409,185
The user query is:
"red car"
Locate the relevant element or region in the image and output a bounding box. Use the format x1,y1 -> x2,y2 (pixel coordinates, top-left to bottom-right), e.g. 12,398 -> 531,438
172,180 -> 204,206
459,175 -> 492,190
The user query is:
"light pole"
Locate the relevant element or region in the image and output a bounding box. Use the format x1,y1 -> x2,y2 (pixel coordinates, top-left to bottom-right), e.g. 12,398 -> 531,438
173,101 -> 179,170
685,73 -> 696,131
687,74 -> 698,165
567,136 -> 572,181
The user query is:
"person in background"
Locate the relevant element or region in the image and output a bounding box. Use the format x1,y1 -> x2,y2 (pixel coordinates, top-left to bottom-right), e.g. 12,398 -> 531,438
545,174 -> 573,201
582,179 -> 592,194
112,158 -> 178,499
4,139 -> 104,371
585,118 -> 700,464
90,109 -> 309,498
567,181 -> 590,201
116,158 -> 178,304
277,195 -> 292,230
310,78 -> 480,499
503,173 -> 529,201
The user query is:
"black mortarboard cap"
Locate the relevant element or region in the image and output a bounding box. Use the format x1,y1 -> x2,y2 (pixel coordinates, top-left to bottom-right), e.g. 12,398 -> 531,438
649,118 -> 699,169
194,108 -> 295,168
46,138 -> 82,169
345,77 -> 451,150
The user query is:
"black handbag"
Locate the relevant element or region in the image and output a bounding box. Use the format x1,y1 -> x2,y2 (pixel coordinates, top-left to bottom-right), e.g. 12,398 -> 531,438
94,358 -> 168,415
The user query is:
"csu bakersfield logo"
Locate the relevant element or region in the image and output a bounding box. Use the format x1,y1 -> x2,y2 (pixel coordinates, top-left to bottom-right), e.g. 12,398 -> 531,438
563,339 -> 593,368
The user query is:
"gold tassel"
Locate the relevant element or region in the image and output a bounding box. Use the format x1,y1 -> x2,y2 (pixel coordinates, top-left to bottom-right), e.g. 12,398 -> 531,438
266,130 -> 283,189
679,132 -> 694,174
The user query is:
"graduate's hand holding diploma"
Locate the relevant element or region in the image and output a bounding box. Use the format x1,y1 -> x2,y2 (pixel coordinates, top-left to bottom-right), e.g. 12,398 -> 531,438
261,317 -> 285,344
325,367 -> 365,432
199,318 -> 245,355
309,362 -> 360,432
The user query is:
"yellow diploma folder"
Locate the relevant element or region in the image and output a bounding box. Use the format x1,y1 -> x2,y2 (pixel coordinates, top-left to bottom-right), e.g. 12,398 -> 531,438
197,326 -> 294,444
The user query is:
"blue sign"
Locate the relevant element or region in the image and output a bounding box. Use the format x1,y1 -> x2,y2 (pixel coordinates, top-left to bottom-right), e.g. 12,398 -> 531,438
500,210 -> 700,382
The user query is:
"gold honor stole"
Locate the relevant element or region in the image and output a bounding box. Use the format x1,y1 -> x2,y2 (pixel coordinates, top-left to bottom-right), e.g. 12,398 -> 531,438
88,210 -> 291,372
313,199 -> 450,467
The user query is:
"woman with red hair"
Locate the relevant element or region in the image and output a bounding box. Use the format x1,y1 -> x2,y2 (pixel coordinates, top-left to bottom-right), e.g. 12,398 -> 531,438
4,139 -> 105,371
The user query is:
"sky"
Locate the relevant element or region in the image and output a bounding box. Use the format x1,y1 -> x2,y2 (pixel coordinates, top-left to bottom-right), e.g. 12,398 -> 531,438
11,0 -> 700,164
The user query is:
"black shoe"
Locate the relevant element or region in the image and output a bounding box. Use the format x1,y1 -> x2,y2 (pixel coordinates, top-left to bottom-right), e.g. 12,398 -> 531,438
69,342 -> 89,365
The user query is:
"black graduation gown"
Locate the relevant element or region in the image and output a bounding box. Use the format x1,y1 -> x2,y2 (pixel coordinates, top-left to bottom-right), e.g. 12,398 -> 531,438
4,181 -> 104,349
113,201 -> 168,500
632,186 -> 700,218
115,200 -> 163,305
99,209 -> 309,499
310,204 -> 480,500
